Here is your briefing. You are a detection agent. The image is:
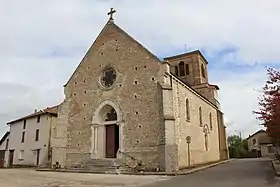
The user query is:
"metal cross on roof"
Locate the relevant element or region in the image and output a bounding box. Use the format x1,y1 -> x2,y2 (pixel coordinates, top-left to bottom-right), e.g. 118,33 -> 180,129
107,8 -> 116,21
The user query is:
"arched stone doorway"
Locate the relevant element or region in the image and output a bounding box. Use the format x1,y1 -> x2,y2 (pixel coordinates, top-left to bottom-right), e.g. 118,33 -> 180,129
91,100 -> 123,159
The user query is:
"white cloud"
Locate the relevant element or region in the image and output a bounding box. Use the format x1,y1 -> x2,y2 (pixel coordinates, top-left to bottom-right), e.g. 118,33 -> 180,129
210,66 -> 267,138
0,0 -> 279,137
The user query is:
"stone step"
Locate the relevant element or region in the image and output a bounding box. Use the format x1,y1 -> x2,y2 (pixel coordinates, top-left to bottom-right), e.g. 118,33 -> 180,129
85,159 -> 116,162
83,159 -> 119,166
74,159 -> 124,174
69,167 -> 118,173
82,165 -> 119,169
84,162 -> 119,167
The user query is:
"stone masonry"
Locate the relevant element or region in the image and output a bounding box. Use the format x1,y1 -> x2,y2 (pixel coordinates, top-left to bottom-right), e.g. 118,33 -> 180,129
51,16 -> 228,172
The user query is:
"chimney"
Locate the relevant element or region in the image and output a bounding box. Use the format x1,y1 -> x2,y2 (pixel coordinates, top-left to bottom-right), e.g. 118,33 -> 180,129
34,109 -> 37,113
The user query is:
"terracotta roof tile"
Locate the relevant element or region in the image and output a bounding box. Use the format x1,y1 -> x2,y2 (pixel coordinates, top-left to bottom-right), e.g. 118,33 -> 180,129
7,105 -> 58,125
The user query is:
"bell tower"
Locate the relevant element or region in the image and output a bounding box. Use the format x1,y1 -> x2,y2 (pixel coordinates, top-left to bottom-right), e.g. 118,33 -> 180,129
164,50 -> 220,109
164,50 -> 208,86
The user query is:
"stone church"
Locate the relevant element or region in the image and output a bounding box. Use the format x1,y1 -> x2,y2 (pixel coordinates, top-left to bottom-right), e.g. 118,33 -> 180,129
51,9 -> 228,172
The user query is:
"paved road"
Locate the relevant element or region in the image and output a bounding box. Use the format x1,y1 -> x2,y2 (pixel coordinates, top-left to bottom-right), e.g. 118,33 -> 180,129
0,169 -> 169,187
145,158 -> 280,187
0,158 -> 278,186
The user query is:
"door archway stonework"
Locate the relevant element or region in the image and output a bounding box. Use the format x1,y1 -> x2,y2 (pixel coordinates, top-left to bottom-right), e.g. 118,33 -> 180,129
91,100 -> 124,159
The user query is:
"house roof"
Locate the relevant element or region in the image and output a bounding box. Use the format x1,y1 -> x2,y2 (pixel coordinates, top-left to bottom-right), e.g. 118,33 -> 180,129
247,129 -> 274,144
246,129 -> 266,140
209,84 -> 220,90
164,50 -> 209,64
7,105 -> 58,125
0,132 -> 10,146
192,83 -> 220,90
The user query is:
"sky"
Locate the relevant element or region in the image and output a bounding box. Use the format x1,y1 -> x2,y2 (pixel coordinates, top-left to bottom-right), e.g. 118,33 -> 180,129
1,0 -> 280,139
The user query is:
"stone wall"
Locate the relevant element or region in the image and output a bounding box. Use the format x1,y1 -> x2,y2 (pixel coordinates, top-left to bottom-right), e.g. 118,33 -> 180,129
170,75 -> 220,168
217,111 -> 228,160
62,21 -> 166,170
260,144 -> 276,157
52,20 -> 226,171
51,101 -> 69,168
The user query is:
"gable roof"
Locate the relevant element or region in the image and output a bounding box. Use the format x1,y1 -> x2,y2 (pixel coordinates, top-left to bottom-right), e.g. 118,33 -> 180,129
0,132 -> 10,146
111,21 -> 162,63
7,105 -> 58,125
246,129 -> 274,144
64,20 -> 162,87
62,19 -> 220,112
246,129 -> 266,140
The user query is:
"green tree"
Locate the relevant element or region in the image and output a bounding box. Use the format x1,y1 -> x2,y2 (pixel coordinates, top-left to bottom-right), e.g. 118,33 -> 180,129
228,135 -> 248,158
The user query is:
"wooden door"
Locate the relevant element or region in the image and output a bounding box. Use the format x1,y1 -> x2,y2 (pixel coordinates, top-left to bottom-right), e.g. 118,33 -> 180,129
106,125 -> 116,158
9,150 -> 14,167
36,149 -> 40,165
0,150 -> 5,168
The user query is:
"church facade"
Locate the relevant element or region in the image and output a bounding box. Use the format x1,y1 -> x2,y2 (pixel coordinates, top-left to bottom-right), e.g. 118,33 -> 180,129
51,12 -> 228,172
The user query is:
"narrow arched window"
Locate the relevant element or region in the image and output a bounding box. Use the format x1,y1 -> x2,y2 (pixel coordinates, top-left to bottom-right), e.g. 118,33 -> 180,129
201,64 -> 205,78
209,113 -> 213,130
199,107 -> 202,126
185,64 -> 190,75
175,66 -> 179,76
179,61 -> 185,76
186,99 -> 190,121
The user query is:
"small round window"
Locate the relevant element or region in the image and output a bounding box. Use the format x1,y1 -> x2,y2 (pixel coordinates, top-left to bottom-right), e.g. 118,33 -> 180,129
100,67 -> 117,88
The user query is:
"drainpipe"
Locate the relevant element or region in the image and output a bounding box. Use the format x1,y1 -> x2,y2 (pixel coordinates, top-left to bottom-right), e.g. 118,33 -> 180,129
48,115 -> 52,168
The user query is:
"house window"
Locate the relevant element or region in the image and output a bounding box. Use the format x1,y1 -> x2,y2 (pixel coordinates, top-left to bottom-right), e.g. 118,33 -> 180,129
21,132 -> 25,143
175,66 -> 179,76
199,107 -> 203,126
23,120 -> 26,129
5,139 -> 9,150
186,99 -> 190,121
37,116 -> 40,123
252,139 -> 256,145
35,129 -> 39,141
179,61 -> 185,76
19,150 -> 24,160
201,64 -> 205,78
185,64 -> 190,75
209,113 -> 213,130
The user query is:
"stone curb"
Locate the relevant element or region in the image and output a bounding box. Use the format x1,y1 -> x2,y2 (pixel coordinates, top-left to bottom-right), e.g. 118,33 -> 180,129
36,159 -> 233,176
36,168 -> 120,175
153,159 -> 233,176
271,160 -> 280,177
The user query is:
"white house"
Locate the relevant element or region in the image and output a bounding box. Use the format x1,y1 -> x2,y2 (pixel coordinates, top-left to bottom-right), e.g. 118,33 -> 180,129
0,132 -> 10,168
5,106 -> 58,167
